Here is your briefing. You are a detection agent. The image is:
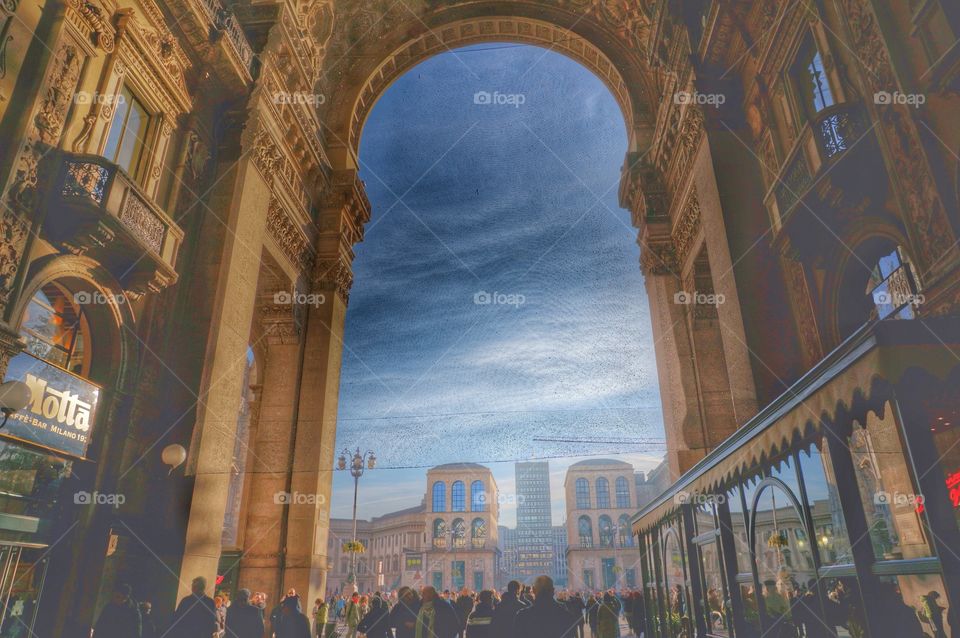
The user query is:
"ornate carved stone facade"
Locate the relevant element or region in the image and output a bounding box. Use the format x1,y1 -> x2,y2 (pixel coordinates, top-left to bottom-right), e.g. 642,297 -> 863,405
0,1 -> 955,635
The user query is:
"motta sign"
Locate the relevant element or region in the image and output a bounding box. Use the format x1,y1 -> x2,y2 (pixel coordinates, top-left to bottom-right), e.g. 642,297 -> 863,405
2,352 -> 100,458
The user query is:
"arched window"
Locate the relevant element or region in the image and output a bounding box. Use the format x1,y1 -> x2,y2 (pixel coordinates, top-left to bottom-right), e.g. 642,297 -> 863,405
599,515 -> 614,547
575,478 -> 590,509
578,516 -> 593,548
451,481 -> 466,512
451,518 -> 466,548
615,477 -> 630,508
471,480 -> 486,511
432,518 -> 446,548
432,482 -> 446,512
618,514 -> 633,547
20,282 -> 92,376
751,482 -> 810,626
596,478 -> 611,508
471,518 -> 486,548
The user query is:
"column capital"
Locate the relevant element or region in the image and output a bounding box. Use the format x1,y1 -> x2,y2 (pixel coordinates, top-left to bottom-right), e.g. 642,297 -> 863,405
312,255 -> 353,305
639,237 -> 679,278
258,285 -> 300,345
619,153 -> 669,229
316,170 -> 371,248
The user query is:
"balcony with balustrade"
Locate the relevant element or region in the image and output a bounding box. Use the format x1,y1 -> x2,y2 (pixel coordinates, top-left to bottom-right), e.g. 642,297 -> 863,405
764,102 -> 883,257
165,0 -> 255,93
43,153 -> 184,296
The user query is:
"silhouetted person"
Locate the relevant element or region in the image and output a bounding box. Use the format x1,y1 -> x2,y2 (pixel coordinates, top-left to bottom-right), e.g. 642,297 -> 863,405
172,577 -> 218,638
514,576 -> 576,638
490,580 -> 528,638
93,583 -> 141,638
225,589 -> 265,638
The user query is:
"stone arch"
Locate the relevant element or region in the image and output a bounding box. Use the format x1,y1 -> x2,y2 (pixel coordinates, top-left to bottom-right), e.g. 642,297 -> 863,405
319,6 -> 660,169
12,253 -> 137,390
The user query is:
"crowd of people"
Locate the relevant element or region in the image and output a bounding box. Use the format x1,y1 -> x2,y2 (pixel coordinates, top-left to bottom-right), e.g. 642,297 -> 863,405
90,574 -> 647,638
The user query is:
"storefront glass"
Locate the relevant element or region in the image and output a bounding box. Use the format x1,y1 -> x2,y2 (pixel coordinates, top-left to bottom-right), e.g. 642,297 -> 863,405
699,541 -> 730,636
0,440 -> 71,545
878,573 -> 952,638
798,439 -> 853,565
849,405 -> 931,560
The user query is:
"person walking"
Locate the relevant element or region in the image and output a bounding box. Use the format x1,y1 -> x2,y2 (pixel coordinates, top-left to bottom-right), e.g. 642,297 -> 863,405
514,576 -> 576,638
466,590 -> 495,638
344,593 -> 362,638
172,577 -> 219,638
390,586 -> 421,638
597,592 -> 620,638
92,583 -> 141,638
490,580 -> 528,638
357,596 -> 392,638
225,589 -> 265,638
312,598 -> 328,637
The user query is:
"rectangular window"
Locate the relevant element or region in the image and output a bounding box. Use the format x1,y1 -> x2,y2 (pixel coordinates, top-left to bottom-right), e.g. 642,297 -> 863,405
103,85 -> 151,178
792,36 -> 835,119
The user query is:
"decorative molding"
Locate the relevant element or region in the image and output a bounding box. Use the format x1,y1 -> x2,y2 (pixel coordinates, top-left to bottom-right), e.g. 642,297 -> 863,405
640,240 -> 678,277
672,188 -> 702,268
251,124 -> 283,183
312,256 -> 353,304
65,0 -> 115,52
267,196 -> 313,273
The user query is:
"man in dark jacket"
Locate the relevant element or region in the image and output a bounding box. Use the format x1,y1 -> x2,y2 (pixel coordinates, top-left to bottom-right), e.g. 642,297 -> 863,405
93,583 -> 141,638
171,576 -> 218,638
225,589 -> 265,638
489,580 -> 528,638
274,595 -> 312,638
564,592 -> 586,638
514,576 -> 576,638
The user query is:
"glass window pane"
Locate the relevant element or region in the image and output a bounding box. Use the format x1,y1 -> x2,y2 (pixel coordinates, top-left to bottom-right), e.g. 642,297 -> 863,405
879,573 -> 952,638
103,88 -> 132,162
700,542 -> 730,636
850,404 -> 932,559
799,439 -> 853,565
115,95 -> 149,175
752,485 -> 811,631
727,481 -> 751,575
925,383 -> 960,532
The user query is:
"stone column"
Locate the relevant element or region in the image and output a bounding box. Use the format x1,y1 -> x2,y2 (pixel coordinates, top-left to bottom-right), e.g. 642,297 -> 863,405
176,113 -> 275,599
281,170 -> 369,603
238,287 -> 301,600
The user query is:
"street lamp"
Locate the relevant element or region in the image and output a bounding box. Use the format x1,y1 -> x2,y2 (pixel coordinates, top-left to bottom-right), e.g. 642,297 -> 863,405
337,447 -> 376,592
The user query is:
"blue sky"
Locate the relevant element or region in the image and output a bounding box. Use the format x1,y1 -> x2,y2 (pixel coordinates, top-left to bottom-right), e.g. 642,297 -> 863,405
330,45 -> 665,527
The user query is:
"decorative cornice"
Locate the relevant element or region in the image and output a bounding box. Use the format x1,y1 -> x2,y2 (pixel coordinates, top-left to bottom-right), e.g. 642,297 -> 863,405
312,256 -> 353,304
640,240 -> 678,277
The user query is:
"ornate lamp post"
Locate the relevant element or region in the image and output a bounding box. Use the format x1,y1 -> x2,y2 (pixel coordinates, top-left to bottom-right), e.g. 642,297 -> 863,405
338,447 -> 376,592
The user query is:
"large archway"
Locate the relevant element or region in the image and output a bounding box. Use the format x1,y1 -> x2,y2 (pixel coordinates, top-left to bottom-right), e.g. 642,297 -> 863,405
317,3 -> 662,170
